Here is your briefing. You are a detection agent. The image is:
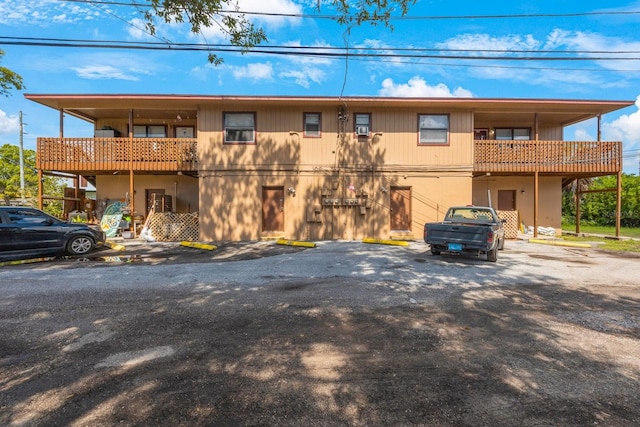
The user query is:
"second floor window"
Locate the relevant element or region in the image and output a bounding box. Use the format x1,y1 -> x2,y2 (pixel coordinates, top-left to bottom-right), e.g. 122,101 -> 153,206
495,128 -> 531,140
418,114 -> 449,145
304,113 -> 321,137
224,112 -> 255,144
134,125 -> 166,138
355,113 -> 371,137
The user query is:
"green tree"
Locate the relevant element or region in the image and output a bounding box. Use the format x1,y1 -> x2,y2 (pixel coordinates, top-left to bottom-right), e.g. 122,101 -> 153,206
0,49 -> 24,96
143,0 -> 416,64
563,174 -> 640,227
0,144 -> 64,214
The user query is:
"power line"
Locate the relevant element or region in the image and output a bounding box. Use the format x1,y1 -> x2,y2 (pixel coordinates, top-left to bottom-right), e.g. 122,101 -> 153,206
2,36 -> 640,62
6,35 -> 640,55
58,0 -> 640,22
80,0 -> 170,45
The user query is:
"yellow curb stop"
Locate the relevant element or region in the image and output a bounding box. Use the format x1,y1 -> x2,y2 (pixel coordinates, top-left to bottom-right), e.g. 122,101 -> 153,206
180,241 -> 218,251
362,238 -> 410,247
276,238 -> 316,248
104,241 -> 126,251
529,239 -> 591,248
0,257 -> 56,267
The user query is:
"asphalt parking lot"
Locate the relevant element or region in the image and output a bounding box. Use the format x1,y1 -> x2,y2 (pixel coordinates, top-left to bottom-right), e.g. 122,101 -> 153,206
1,239 -> 639,426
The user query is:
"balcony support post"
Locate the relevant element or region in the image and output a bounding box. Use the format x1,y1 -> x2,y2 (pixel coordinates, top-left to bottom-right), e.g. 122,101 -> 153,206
74,175 -> 80,213
58,109 -> 64,139
575,179 -> 581,234
38,169 -> 43,210
129,109 -> 136,237
616,171 -> 621,237
533,171 -> 539,237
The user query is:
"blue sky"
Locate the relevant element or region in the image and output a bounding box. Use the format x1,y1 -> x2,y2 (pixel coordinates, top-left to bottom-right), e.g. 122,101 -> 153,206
1,0 -> 640,174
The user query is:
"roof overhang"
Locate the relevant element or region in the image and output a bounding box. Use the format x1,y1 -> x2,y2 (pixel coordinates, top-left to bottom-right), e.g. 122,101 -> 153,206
24,94 -> 634,127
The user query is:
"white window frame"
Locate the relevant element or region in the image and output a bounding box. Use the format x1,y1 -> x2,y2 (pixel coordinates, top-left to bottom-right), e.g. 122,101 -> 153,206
418,114 -> 449,145
304,112 -> 321,137
354,113 -> 371,137
495,128 -> 531,140
175,126 -> 195,138
224,112 -> 256,144
134,125 -> 167,138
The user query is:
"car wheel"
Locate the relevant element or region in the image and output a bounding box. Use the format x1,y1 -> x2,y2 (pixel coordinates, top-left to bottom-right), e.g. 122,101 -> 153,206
67,236 -> 95,255
487,248 -> 498,262
431,247 -> 441,256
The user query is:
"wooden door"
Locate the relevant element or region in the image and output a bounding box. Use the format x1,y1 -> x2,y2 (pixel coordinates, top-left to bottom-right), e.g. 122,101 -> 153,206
498,190 -> 516,210
390,187 -> 411,231
262,187 -> 284,232
146,189 -> 165,214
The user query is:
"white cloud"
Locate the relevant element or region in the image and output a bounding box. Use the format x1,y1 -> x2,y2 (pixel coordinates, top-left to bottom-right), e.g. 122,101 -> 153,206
199,0 -> 301,41
127,18 -> 150,40
72,65 -> 140,81
355,39 -> 407,70
378,76 -> 473,97
432,30 -> 638,90
237,0 -> 302,29
437,33 -> 540,56
282,40 -> 333,66
603,95 -> 640,153
231,62 -> 274,81
0,0 -> 93,25
0,110 -> 19,135
279,67 -> 325,88
544,29 -> 640,72
572,128 -> 595,141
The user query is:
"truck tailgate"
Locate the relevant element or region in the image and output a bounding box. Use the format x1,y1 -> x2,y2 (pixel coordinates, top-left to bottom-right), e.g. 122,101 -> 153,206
425,223 -> 489,248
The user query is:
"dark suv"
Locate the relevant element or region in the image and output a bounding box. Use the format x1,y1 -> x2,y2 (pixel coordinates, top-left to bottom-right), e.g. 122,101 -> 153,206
0,206 -> 105,261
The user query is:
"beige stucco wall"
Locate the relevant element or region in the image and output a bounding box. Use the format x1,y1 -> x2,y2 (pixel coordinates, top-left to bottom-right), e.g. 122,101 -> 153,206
472,175 -> 562,232
95,174 -> 199,218
199,170 -> 472,242
197,108 -> 474,171
197,105 -> 474,242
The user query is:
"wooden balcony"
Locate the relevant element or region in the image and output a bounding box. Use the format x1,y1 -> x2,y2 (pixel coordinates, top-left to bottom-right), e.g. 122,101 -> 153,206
36,137 -> 198,174
474,140 -> 622,175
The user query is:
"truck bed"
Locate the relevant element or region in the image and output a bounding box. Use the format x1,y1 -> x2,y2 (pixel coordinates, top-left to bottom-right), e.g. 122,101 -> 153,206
423,206 -> 504,262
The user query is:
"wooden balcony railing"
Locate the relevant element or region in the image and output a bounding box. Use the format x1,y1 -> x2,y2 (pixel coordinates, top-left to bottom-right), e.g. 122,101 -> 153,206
474,140 -> 622,174
36,137 -> 198,173
36,138 -> 621,176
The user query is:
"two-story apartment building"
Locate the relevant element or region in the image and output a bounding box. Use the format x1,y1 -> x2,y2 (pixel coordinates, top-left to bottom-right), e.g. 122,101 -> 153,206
25,94 -> 633,242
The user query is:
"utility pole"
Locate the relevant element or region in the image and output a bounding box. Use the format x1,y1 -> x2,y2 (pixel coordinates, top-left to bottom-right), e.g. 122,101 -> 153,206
19,111 -> 26,204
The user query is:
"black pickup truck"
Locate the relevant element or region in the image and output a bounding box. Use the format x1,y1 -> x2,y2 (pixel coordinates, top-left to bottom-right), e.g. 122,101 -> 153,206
423,206 -> 505,262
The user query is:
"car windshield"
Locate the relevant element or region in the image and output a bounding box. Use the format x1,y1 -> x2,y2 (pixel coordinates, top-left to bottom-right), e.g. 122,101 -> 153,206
447,208 -> 494,222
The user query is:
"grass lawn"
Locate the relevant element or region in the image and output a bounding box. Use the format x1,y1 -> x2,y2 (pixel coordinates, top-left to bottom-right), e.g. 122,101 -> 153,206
561,224 -> 640,252
562,224 -> 640,238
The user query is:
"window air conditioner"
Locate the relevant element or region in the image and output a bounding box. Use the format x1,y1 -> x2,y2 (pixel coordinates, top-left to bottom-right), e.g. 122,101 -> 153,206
356,126 -> 369,136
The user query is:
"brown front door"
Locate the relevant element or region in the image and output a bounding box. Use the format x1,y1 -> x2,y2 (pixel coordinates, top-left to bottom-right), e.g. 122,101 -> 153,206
262,187 -> 284,232
146,189 -> 165,214
498,190 -> 516,210
390,187 -> 411,231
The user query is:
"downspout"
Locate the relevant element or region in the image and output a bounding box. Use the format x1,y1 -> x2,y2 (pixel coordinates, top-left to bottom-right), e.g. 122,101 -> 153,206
129,109 -> 136,236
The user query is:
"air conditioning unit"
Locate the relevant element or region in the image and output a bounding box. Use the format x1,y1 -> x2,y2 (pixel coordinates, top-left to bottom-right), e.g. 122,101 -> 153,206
356,126 -> 369,136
